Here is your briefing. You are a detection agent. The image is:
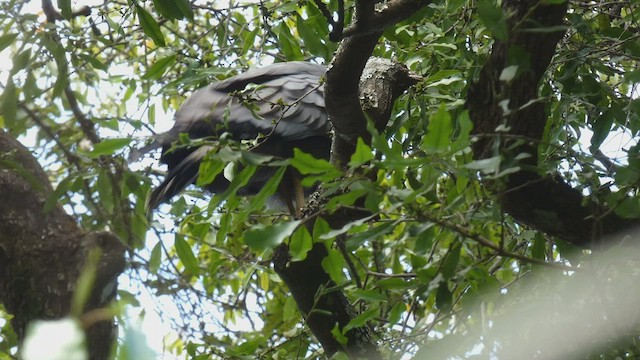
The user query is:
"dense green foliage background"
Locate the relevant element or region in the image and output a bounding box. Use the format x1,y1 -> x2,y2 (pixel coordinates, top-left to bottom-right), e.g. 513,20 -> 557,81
1,0 -> 640,358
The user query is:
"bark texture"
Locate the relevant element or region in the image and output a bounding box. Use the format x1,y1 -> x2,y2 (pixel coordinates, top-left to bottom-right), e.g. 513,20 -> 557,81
0,130 -> 125,360
273,58 -> 419,358
271,0 -> 428,357
466,0 -> 639,248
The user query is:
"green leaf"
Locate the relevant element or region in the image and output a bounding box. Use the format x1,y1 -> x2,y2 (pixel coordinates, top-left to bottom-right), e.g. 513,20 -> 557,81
57,0 -> 72,19
274,22 -> 303,61
477,0 -> 508,41
247,165 -> 286,212
435,282 -> 452,311
312,217 -> 331,240
590,110 -> 614,152
71,249 -> 100,316
319,215 -> 377,240
149,241 -> 162,273
142,54 -> 176,80
174,235 -> 200,276
388,302 -> 406,325
0,33 -> 18,53
12,48 -> 31,74
615,166 -> 640,186
441,242 -> 461,279
450,110 -> 473,152
422,104 -> 453,152
531,233 -> 546,261
465,156 -> 501,174
78,54 -> 108,71
209,165 -> 256,208
152,0 -> 182,20
136,5 -> 166,46
1,79 -> 17,129
330,324 -> 348,347
291,148 -> 340,175
346,220 -> 398,250
244,220 -> 301,252
289,226 -> 312,261
296,14 -> 326,58
377,278 -> 410,290
282,295 -> 298,322
349,138 -> 374,167
96,170 -> 114,213
43,176 -> 72,212
614,197 -> 640,219
343,307 -> 378,333
42,35 -> 69,99
321,248 -> 346,283
174,0 -> 194,21
87,138 -> 132,157
196,157 -> 224,186
352,289 -> 388,302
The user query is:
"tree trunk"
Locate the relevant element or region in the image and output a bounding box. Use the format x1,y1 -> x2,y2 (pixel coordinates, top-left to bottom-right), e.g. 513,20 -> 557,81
0,130 -> 125,360
466,0 -> 639,248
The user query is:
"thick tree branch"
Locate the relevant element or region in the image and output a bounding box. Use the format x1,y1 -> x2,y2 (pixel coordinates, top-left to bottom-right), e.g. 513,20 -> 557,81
342,0 -> 430,38
273,1 -> 426,357
0,130 -> 125,360
466,0 -> 639,247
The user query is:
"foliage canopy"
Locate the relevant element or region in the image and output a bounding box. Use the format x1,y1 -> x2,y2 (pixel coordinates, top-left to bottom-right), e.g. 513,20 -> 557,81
1,0 -> 640,359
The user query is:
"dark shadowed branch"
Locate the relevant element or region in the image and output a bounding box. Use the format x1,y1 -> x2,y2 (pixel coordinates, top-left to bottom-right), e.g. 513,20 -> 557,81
466,0 -> 639,247
272,1 -> 427,358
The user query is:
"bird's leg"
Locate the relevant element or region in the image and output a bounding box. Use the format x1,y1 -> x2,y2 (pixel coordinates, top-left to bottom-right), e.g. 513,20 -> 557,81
292,172 -> 305,218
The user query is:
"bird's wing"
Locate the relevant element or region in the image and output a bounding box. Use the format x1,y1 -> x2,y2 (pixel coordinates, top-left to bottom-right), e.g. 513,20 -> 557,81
147,62 -> 330,210
171,62 -> 329,142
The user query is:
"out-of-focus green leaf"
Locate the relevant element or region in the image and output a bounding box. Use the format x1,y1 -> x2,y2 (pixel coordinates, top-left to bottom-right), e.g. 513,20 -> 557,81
321,247 -> 346,283
1,79 -> 17,129
174,235 -> 200,276
289,225 -> 312,261
152,0 -> 182,20
136,5 -> 166,46
423,104 -> 453,152
349,138 -> 374,167
174,0 -> 194,20
532,233 -> 546,261
247,165 -> 286,212
57,0 -> 72,19
11,48 -> 30,73
244,220 -> 301,252
197,157 -> 225,186
477,0 -> 508,40
435,282 -> 452,311
274,22 -> 303,60
87,138 -> 132,157
119,325 -> 156,360
590,110 -> 614,152
377,278 -> 410,290
142,54 -> 176,80
343,307 -> 378,333
209,165 -> 256,208
0,33 -> 18,53
149,241 -> 162,273
352,289 -> 388,302
296,14 -> 326,58
291,149 -> 340,176
441,242 -> 461,279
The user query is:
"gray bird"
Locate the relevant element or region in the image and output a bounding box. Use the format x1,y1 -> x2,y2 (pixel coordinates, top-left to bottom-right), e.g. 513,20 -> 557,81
138,62 -> 331,215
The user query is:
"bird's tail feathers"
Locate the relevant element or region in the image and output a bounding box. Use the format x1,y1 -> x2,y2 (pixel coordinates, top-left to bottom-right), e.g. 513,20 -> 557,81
146,146 -> 211,214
